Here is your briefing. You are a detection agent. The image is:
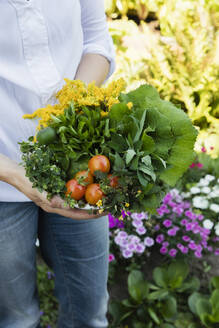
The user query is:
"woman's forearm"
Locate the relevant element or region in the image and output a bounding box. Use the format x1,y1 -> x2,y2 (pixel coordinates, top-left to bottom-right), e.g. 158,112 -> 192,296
74,53 -> 110,86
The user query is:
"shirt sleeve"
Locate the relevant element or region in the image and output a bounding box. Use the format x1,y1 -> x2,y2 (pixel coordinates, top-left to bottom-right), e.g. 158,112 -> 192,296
79,0 -> 116,81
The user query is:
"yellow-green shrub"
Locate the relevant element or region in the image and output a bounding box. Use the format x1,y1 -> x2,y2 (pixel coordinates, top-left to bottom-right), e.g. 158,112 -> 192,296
106,0 -> 219,157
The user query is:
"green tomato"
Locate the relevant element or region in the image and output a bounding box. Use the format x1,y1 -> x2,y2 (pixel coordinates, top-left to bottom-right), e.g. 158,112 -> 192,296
36,127 -> 57,145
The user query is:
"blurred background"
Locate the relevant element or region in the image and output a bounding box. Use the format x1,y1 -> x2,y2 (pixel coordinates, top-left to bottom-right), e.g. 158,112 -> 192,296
105,0 -> 219,158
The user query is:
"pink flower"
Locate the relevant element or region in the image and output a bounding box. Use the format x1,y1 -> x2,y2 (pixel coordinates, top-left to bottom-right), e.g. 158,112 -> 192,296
182,235 -> 191,242
156,234 -> 165,243
160,246 -> 168,254
194,251 -> 202,258
109,254 -> 115,262
163,219 -> 172,228
169,249 -> 178,257
167,228 -> 177,236
197,163 -> 203,169
201,146 -> 207,153
190,163 -> 196,168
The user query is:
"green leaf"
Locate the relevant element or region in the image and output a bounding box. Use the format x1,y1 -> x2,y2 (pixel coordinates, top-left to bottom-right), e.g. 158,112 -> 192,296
167,260 -> 189,288
160,296 -> 177,319
211,276 -> 219,289
153,267 -> 168,288
210,289 -> 219,311
197,299 -> 212,317
126,149 -> 136,165
137,170 -> 149,187
114,153 -> 125,170
147,289 -> 169,301
148,307 -> 160,324
139,165 -> 156,182
128,270 -> 149,303
141,131 -> 155,154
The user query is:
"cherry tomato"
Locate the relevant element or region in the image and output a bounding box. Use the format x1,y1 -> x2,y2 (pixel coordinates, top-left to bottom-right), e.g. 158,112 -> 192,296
108,174 -> 119,188
88,155 -> 110,176
65,179 -> 86,200
85,183 -> 104,205
74,170 -> 94,186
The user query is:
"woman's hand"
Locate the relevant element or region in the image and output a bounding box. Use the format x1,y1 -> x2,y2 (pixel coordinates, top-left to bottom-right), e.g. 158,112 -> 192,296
0,154 -> 105,220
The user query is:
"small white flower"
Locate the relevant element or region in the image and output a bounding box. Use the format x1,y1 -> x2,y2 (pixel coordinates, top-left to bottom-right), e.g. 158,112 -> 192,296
193,196 -> 209,209
203,219 -> 214,230
205,175 -> 215,182
209,191 -> 219,198
201,187 -> 211,194
209,204 -> 219,213
181,192 -> 191,198
198,178 -> 209,187
214,222 -> 219,230
190,187 -> 201,194
35,238 -> 40,247
215,229 -> 219,236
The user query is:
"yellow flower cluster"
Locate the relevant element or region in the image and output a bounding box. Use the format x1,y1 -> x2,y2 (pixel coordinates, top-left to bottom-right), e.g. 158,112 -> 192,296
23,78 -> 126,130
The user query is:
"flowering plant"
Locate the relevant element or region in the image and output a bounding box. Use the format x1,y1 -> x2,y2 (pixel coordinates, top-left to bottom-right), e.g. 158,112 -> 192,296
20,79 -> 197,216
181,174 -> 219,246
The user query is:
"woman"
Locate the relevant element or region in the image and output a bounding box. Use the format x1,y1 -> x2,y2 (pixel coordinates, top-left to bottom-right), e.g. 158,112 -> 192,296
0,0 -> 115,327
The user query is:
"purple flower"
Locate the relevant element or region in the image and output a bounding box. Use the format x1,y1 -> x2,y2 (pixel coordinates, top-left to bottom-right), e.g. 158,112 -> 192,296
163,219 -> 172,228
207,246 -> 213,252
131,212 -> 148,220
194,251 -> 202,258
160,246 -> 168,254
162,241 -> 169,247
156,234 -> 165,243
154,224 -> 160,231
40,311 -> 44,316
182,235 -> 191,242
120,239 -> 129,247
122,250 -> 133,258
177,243 -> 184,250
114,236 -> 123,246
167,228 -> 177,236
185,210 -> 195,220
169,249 -> 178,257
132,219 -> 143,228
144,237 -> 154,247
117,231 -> 128,239
181,219 -> 188,226
47,271 -> 54,280
135,243 -> 145,254
185,223 -> 193,231
127,243 -> 136,251
163,193 -> 172,204
128,235 -> 140,243
181,246 -> 188,254
188,242 -> 197,250
109,254 -> 115,262
136,226 -> 147,235
214,249 -> 219,256
197,214 -> 204,221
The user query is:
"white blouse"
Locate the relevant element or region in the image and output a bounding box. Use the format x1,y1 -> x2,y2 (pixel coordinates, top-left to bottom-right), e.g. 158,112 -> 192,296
0,0 -> 116,202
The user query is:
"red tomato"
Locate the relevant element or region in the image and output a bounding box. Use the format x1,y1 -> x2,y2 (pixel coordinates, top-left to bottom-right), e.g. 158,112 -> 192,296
88,155 -> 110,176
108,174 -> 119,188
85,183 -> 104,205
74,170 -> 94,186
65,179 -> 86,200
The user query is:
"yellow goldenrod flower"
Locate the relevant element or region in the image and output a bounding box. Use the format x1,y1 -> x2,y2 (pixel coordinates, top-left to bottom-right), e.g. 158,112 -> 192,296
119,215 -> 124,220
125,203 -> 130,207
98,209 -> 104,214
96,200 -> 103,207
137,190 -> 142,193
127,102 -> 133,109
23,78 -> 126,131
100,111 -> 108,117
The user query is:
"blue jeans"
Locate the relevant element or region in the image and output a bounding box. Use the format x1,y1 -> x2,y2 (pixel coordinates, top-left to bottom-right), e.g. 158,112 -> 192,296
0,202 -> 109,328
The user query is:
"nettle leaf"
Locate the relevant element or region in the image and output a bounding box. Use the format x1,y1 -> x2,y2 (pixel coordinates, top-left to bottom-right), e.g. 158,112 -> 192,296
126,149 -> 136,165
134,109 -> 147,142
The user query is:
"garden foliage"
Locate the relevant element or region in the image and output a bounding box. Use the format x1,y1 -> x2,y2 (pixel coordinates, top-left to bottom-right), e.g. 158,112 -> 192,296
106,0 -> 219,157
